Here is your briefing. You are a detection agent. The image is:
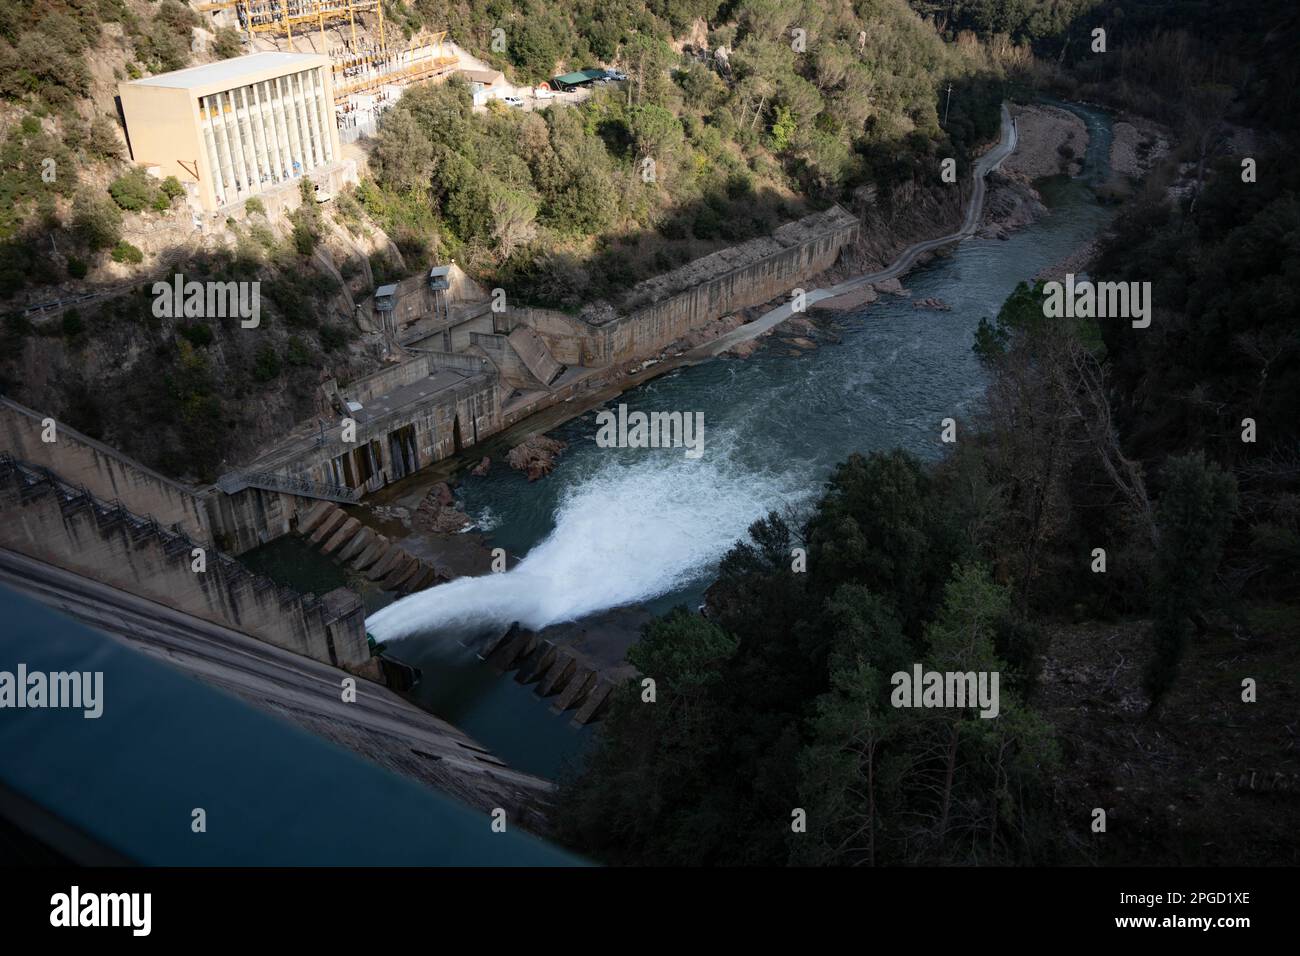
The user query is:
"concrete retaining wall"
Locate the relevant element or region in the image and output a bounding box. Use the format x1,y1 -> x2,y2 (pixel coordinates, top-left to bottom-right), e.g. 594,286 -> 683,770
469,333 -> 544,390
0,397 -> 211,543
206,485 -> 308,555
603,214 -> 855,362
513,307 -> 598,367
342,354 -> 440,405
0,457 -> 368,669
513,206 -> 858,368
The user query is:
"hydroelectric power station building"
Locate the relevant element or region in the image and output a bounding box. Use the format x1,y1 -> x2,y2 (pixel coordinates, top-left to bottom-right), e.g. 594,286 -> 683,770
118,52 -> 344,212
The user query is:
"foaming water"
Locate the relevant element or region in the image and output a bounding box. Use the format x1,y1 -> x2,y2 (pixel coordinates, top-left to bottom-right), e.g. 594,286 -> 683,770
368,428 -> 811,643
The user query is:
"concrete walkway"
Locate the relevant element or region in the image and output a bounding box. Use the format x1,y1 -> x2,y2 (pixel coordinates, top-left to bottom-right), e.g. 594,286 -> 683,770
690,103 -> 1018,358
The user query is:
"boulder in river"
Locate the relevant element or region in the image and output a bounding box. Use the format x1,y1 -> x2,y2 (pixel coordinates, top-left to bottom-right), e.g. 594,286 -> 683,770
507,435 -> 568,481
414,487 -> 471,533
726,338 -> 762,359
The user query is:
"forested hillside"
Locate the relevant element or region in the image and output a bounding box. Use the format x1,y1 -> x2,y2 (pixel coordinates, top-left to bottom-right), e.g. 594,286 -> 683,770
1,0 -> 1021,478
0,2 -> 369,480
555,0 -> 1300,866
363,0 -> 1016,308
0,0 -> 203,294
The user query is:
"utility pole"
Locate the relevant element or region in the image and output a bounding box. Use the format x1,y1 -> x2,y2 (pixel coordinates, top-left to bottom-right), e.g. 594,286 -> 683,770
943,83 -> 953,127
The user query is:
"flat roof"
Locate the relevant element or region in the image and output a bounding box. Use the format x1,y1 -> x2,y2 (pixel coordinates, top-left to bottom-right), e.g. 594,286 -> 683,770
127,52 -> 328,91
351,368 -> 481,425
554,69 -> 606,84
459,68 -> 504,84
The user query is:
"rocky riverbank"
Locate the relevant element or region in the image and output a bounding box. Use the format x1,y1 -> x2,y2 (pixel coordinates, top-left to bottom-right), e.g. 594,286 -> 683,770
1109,114 -> 1171,181
979,167 -> 1049,240
1034,239 -> 1099,283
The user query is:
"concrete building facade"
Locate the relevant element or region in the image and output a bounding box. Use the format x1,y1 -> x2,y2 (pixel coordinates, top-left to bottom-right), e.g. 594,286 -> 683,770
119,52 -> 342,212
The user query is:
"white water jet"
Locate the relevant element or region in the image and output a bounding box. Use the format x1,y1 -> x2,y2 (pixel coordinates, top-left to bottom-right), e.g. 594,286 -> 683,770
366,430 -> 810,644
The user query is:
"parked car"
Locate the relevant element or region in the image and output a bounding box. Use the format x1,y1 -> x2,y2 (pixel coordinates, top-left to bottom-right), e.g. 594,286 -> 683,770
606,69 -> 628,82
533,86 -> 555,100
501,95 -> 525,107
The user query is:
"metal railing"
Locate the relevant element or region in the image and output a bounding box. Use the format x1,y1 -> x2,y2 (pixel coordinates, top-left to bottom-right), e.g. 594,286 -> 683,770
217,470 -> 362,503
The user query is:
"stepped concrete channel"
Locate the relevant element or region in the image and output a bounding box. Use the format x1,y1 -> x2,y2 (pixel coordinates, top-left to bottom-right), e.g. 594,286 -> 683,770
481,613 -> 646,727
298,499 -> 448,595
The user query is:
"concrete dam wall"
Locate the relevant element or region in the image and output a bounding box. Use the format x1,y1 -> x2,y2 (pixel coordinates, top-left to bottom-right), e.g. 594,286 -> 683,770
514,205 -> 860,368
1,397 -> 211,543
1,396 -> 310,558
0,455 -> 369,670
598,205 -> 860,363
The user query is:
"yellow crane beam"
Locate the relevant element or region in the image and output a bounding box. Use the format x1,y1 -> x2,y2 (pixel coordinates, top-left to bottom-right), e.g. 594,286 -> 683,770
237,0 -> 383,49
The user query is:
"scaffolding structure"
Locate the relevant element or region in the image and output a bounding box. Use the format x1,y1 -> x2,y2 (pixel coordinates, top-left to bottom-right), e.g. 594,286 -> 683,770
329,31 -> 457,103
195,0 -> 385,50
189,6 -> 459,144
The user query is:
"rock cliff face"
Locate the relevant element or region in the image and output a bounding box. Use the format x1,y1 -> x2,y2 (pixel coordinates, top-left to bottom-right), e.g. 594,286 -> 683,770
837,177 -> 967,278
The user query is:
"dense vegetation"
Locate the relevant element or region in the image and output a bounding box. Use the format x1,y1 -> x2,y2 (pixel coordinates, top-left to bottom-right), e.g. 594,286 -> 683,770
555,0 -> 1300,865
363,0 -> 1015,308
0,0 -> 200,296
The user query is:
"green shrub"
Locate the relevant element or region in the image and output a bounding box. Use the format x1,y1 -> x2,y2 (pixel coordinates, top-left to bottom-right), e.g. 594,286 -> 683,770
4,313 -> 33,341
249,222 -> 277,251
252,343 -> 282,381
285,335 -> 313,365
61,309 -> 84,337
72,193 -> 123,250
110,240 -> 143,263
108,169 -> 157,211
291,220 -> 317,256
178,322 -> 214,347
67,257 -> 88,279
160,176 -> 185,199
212,26 -> 243,60
244,197 -> 266,216
319,324 -> 348,351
